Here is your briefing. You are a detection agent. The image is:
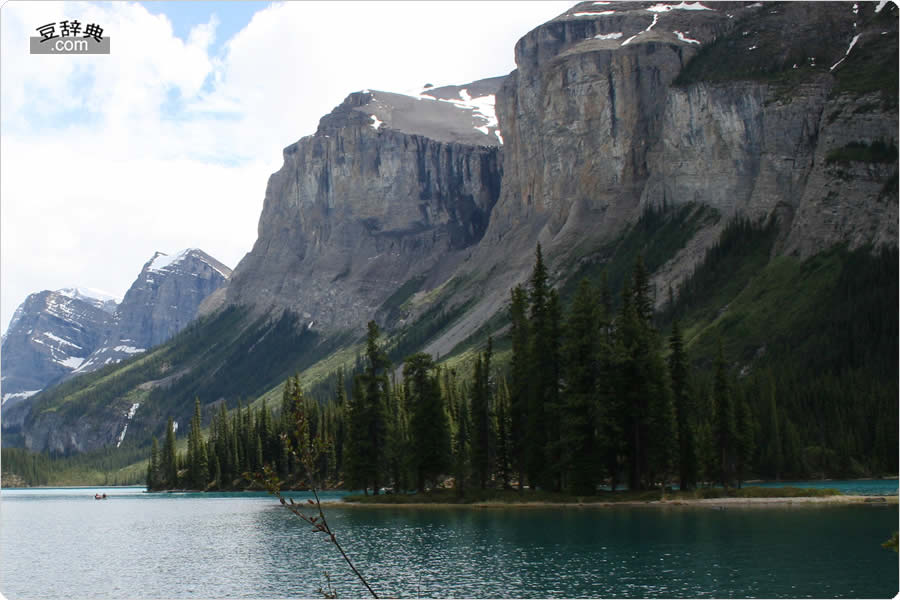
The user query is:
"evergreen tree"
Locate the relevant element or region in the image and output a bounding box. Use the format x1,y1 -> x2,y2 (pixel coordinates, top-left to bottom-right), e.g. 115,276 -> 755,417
470,338 -> 494,489
713,342 -> 735,487
494,378 -> 513,489
616,258 -> 675,490
147,437 -> 160,491
508,284 -> 530,490
386,378 -> 411,493
214,455 -> 222,489
735,390 -> 755,488
344,375 -> 371,493
561,279 -> 600,495
188,398 -> 209,489
544,289 -> 564,491
163,417 -> 178,489
215,403 -> 232,484
761,372 -> 783,479
525,244 -> 556,490
334,369 -> 347,476
669,320 -> 697,491
405,352 -> 450,491
453,392 -> 471,496
596,271 -> 623,490
616,275 -> 648,490
358,321 -> 391,494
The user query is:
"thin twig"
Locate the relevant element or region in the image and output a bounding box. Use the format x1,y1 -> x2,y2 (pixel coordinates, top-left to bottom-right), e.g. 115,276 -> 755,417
253,406 -> 379,598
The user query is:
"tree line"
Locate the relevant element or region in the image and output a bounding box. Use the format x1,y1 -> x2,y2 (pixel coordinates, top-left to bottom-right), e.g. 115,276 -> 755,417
146,245 -> 776,494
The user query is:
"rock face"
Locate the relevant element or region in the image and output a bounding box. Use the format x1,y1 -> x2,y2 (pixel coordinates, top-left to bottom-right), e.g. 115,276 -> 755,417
414,0 -> 898,356
1,289 -> 115,407
225,81 -> 504,330
219,1 -> 896,357
79,249 -> 232,371
1,250 -> 231,411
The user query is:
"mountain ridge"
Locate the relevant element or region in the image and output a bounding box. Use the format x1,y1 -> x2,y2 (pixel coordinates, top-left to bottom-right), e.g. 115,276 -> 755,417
1,249 -> 231,412
5,1 -> 897,457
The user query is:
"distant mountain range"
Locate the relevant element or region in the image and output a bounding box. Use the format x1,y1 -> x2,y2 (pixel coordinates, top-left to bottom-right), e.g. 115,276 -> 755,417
1,249 -> 230,408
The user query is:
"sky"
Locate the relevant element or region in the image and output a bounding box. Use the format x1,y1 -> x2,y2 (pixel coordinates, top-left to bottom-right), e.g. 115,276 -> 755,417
0,0 -> 572,335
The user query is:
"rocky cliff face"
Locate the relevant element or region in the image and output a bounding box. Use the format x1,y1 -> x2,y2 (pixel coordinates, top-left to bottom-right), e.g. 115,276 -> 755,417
1,289 -> 115,407
225,81 -> 504,331
416,0 -> 897,356
79,249 -> 232,371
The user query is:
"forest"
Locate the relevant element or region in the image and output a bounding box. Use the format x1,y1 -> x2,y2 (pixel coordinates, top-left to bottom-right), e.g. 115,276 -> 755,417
144,230 -> 899,494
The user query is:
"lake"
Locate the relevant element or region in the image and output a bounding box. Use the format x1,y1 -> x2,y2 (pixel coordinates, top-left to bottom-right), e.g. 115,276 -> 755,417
1,486 -> 897,599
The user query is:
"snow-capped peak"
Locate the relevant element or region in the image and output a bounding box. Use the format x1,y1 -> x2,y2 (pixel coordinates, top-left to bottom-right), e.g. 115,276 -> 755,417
146,249 -> 231,278
147,249 -> 193,273
57,287 -> 121,305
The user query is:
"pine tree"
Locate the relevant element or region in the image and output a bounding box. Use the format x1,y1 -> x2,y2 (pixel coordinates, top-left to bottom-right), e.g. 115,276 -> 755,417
713,342 -> 735,487
525,244 -> 556,490
669,320 -> 697,491
344,375 -> 370,493
163,417 -> 178,489
470,338 -> 494,489
508,284 -> 530,490
188,398 -> 208,490
334,369 -> 347,476
616,258 -> 675,490
735,390 -> 755,488
214,455 -> 222,489
386,379 -> 410,493
561,279 -> 600,495
617,275 -> 647,490
596,271 -> 623,490
494,378 -> 513,489
762,372 -> 783,480
358,321 -> 391,494
544,289 -> 563,491
453,393 -> 471,496
405,352 -> 450,491
147,437 -> 160,491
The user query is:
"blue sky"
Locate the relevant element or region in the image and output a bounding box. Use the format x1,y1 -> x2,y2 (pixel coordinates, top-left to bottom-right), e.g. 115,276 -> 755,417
1,0 -> 572,335
142,1 -> 263,56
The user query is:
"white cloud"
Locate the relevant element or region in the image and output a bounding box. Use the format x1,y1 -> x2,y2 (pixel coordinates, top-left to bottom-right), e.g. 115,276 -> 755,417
1,0 -> 570,333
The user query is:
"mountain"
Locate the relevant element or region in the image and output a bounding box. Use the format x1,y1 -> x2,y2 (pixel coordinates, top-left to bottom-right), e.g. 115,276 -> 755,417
7,1 -> 897,458
224,79 -> 504,331
1,289 -> 116,407
75,249 -> 232,373
1,249 -> 230,437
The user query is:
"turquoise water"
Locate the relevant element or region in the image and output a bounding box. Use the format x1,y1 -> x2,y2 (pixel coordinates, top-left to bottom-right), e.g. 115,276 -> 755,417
1,486 -> 897,598
746,479 -> 898,496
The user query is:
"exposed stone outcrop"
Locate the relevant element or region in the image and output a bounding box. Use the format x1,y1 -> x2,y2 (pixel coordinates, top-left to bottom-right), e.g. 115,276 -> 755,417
420,0 -> 897,355
225,84 -> 504,331
80,249 -> 232,371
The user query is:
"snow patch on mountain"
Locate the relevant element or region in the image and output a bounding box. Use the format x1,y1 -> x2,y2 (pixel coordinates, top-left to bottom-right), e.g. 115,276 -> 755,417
55,356 -> 86,370
148,249 -> 191,273
2,389 -> 41,405
147,249 -> 231,279
41,331 -> 82,350
57,287 -> 121,307
113,345 -> 145,354
646,2 -> 712,12
418,87 -> 498,137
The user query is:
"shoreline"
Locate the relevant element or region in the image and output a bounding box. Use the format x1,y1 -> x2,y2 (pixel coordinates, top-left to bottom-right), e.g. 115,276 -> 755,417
338,495 -> 899,509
